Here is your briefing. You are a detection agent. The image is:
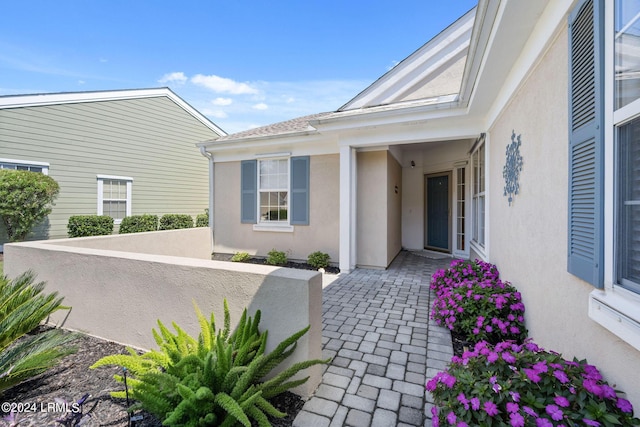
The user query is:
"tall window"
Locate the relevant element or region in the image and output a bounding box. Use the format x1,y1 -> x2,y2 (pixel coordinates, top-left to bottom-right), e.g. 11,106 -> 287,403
259,159 -> 288,223
97,175 -> 132,224
615,0 -> 640,293
0,159 -> 49,174
472,144 -> 485,247
456,167 -> 466,251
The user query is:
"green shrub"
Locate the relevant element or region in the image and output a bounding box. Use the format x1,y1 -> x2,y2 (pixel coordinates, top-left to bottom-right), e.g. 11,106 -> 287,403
67,215 -> 114,237
196,209 -> 209,227
119,214 -> 158,234
0,170 -> 60,242
91,300 -> 329,426
0,271 -> 77,393
231,252 -> 251,262
427,340 -> 640,427
266,249 -> 288,266
159,214 -> 193,230
307,251 -> 330,269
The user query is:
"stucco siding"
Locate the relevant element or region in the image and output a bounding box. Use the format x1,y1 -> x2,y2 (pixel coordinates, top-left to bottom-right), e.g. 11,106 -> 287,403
0,96 -> 216,243
356,151 -> 387,268
488,26 -> 640,405
213,154 -> 340,263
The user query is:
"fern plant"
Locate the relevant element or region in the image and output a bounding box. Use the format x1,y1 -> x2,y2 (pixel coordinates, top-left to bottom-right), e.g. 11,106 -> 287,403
0,271 -> 77,394
91,300 -> 328,426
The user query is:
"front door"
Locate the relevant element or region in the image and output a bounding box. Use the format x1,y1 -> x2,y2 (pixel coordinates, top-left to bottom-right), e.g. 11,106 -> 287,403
425,173 -> 451,252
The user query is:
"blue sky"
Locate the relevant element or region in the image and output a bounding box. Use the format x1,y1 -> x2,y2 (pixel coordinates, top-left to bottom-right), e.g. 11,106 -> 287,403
0,1 -> 477,134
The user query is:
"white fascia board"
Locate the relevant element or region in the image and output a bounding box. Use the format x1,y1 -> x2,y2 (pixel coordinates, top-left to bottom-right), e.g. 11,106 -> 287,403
201,134 -> 339,163
0,87 -> 227,137
336,115 -> 485,149
312,99 -> 466,133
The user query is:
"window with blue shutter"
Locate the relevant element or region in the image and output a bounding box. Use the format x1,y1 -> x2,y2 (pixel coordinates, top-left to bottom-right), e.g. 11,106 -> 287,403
241,160 -> 257,223
567,0 -> 604,287
241,156 -> 310,226
290,156 -> 310,225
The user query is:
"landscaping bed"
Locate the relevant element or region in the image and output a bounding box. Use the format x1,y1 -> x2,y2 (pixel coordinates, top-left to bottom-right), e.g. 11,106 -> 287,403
212,253 -> 340,275
1,327 -> 304,427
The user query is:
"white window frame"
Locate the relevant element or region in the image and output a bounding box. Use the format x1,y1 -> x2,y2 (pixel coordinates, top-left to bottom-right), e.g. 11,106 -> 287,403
589,0 -> 640,351
0,158 -> 49,174
471,141 -> 487,254
253,157 -> 293,232
97,174 -> 133,225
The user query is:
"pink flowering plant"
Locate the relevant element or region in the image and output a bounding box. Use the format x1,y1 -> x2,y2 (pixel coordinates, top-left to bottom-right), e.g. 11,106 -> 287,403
426,340 -> 640,427
430,259 -> 528,345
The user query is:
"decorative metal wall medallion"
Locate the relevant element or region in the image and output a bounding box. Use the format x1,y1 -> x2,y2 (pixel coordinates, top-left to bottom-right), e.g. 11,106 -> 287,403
503,130 -> 523,206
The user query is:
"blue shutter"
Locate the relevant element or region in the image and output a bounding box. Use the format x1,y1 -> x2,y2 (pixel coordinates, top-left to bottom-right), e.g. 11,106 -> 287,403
290,156 -> 310,225
241,160 -> 257,224
567,0 -> 604,287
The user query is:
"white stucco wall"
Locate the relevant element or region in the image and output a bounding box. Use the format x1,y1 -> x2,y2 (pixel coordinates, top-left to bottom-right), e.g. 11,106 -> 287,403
357,151 -> 388,268
212,154 -> 340,263
487,26 -> 640,406
4,231 -> 324,397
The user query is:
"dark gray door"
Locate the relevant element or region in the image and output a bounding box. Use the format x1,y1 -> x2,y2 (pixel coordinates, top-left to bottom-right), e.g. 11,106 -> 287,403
426,174 -> 450,251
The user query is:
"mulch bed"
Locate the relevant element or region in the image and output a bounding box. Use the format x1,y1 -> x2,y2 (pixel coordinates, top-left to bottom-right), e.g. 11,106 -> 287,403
1,327 -> 303,426
211,253 -> 340,275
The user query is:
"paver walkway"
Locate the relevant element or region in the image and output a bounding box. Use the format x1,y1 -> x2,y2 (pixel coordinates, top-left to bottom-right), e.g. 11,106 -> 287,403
293,251 -> 453,427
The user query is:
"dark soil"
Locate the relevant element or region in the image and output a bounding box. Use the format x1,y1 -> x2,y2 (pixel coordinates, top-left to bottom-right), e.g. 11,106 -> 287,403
212,254 -> 340,275
451,331 -> 471,357
1,327 -> 303,427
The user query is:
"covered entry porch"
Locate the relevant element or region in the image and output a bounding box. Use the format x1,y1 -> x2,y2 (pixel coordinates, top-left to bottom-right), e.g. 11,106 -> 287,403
336,134 -> 485,273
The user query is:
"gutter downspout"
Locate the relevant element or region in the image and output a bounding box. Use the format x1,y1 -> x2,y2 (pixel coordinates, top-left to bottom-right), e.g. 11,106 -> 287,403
199,146 -> 215,252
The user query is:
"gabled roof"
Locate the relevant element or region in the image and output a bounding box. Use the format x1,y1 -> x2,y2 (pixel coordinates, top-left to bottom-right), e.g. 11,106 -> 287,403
340,7 -> 476,111
0,87 -> 226,137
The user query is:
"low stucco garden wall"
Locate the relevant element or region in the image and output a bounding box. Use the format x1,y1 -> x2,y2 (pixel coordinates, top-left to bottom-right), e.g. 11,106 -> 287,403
3,228 -> 323,397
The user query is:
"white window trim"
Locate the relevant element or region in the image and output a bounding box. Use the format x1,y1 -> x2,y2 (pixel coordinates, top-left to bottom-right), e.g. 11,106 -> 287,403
255,157 -> 291,229
470,136 -> 489,259
589,0 -> 640,351
0,158 -> 50,175
97,175 -> 133,225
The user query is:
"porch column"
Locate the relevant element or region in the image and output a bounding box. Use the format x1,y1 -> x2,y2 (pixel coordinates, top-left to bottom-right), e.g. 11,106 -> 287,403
339,145 -> 357,273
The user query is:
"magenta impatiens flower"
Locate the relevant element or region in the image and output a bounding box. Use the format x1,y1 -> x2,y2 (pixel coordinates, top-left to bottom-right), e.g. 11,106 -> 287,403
506,402 -> 519,413
536,418 -> 553,427
523,368 -> 541,383
446,411 -> 457,425
484,401 -> 499,416
546,404 -> 564,421
583,419 -> 601,426
523,406 -> 538,418
470,397 -> 481,411
510,412 -> 525,427
554,396 -> 570,408
553,369 -> 569,384
617,398 -> 633,413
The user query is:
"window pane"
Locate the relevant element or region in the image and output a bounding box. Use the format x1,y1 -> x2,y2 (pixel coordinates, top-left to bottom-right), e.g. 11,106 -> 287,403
618,117 -> 640,292
615,0 -> 640,109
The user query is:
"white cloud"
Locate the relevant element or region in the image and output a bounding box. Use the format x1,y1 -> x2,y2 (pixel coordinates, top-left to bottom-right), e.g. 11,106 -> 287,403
212,97 -> 233,106
201,108 -> 228,119
191,74 -> 258,95
99,58 -> 108,63
77,80 -> 85,85
158,71 -> 188,84
252,102 -> 268,110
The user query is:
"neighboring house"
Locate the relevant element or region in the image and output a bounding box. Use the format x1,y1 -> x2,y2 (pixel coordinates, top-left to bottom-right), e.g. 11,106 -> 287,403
199,0 -> 640,406
0,88 -> 225,248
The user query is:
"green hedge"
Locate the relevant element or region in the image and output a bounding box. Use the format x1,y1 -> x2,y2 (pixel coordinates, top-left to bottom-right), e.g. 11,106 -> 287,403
159,214 -> 193,230
67,215 -> 114,237
195,209 -> 209,227
119,215 -> 158,234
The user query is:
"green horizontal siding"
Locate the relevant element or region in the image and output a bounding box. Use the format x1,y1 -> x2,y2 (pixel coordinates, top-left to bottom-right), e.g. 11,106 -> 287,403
0,96 -> 219,244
